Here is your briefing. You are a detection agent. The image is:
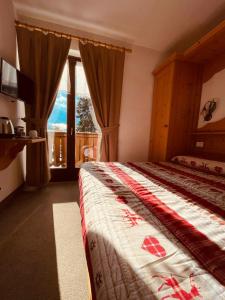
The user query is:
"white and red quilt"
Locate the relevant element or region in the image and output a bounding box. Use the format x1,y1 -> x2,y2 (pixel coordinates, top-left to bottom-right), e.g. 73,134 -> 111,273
79,161 -> 225,299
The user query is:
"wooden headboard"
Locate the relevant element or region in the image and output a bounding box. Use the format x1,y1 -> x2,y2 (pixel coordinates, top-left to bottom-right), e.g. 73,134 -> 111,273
191,117 -> 225,161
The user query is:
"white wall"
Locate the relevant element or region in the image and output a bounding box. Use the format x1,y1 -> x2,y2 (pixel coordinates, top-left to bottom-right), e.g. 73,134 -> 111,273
119,46 -> 161,161
198,68 -> 225,128
0,0 -> 25,202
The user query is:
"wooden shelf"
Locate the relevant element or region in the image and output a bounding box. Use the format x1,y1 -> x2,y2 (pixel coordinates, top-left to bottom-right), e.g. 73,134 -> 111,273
0,137 -> 46,170
192,131 -> 225,135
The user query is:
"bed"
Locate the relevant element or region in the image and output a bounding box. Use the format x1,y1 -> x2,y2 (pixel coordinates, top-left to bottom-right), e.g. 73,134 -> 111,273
79,156 -> 225,299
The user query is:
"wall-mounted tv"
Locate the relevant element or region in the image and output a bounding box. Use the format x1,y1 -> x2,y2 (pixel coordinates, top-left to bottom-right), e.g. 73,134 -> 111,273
0,58 -> 35,103
0,59 -> 18,98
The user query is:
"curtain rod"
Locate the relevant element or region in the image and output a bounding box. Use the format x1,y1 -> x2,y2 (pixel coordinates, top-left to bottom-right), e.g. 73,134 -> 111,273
15,20 -> 132,53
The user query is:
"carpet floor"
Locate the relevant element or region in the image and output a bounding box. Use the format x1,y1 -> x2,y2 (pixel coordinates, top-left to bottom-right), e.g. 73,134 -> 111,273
0,182 -> 89,300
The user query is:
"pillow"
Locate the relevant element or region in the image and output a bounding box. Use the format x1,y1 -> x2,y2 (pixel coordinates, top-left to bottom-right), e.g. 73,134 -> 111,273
171,155 -> 225,176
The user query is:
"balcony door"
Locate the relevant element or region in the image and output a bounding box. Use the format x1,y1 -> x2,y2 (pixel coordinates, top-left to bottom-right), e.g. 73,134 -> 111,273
47,56 -> 100,181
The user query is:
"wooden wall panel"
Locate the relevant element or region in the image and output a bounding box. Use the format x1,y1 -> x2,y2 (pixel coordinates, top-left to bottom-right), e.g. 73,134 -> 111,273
191,134 -> 225,161
191,117 -> 225,161
203,52 -> 225,83
197,117 -> 225,132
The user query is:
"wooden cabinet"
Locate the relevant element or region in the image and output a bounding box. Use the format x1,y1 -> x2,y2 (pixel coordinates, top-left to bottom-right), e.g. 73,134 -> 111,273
149,57 -> 202,161
149,20 -> 225,162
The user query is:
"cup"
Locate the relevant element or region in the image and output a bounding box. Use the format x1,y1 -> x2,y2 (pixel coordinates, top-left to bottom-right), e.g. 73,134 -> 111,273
15,126 -> 25,137
29,130 -> 38,138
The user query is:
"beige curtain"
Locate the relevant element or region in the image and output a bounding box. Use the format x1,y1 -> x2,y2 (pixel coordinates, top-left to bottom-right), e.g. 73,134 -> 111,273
16,27 -> 71,186
79,42 -> 125,161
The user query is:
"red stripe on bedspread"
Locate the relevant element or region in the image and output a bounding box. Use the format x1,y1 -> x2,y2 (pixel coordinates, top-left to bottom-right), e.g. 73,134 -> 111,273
79,176 -> 97,300
128,162 -> 225,220
108,163 -> 225,286
156,162 -> 225,190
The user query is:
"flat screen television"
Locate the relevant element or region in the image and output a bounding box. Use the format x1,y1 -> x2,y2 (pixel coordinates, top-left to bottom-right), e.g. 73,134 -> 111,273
0,59 -> 18,98
0,58 -> 35,103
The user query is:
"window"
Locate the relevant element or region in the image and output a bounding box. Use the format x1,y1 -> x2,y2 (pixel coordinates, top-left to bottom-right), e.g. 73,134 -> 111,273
47,57 -> 100,175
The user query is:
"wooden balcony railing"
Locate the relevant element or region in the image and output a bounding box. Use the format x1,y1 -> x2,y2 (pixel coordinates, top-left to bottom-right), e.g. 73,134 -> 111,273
48,131 -> 99,168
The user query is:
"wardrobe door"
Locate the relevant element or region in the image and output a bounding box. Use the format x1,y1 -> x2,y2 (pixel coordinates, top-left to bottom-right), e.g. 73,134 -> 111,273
149,62 -> 175,161
166,61 -> 203,160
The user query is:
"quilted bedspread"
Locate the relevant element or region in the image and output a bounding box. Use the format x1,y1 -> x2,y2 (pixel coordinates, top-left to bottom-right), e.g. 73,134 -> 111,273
79,161 -> 225,299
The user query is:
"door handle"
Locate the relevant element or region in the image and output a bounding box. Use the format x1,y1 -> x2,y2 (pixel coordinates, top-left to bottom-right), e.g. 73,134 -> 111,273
70,127 -> 74,136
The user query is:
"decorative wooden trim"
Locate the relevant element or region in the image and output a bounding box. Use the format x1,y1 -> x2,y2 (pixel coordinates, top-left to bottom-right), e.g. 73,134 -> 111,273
184,19 -> 225,63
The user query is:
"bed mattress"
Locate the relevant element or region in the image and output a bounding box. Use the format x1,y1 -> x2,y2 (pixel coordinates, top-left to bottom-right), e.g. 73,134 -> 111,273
79,161 -> 225,299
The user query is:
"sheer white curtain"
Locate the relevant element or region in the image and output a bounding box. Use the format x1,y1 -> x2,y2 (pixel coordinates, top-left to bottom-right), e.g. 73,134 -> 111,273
75,61 -> 101,162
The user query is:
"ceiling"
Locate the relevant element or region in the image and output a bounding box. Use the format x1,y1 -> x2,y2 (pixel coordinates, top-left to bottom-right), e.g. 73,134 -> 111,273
13,0 -> 225,54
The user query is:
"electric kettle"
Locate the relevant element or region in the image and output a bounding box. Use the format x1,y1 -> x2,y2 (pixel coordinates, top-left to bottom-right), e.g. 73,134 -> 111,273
0,117 -> 15,138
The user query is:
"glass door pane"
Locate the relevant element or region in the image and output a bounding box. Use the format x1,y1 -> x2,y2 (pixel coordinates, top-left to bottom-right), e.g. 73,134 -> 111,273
75,62 -> 100,167
47,62 -> 68,168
